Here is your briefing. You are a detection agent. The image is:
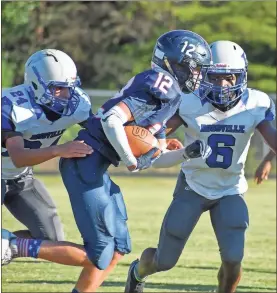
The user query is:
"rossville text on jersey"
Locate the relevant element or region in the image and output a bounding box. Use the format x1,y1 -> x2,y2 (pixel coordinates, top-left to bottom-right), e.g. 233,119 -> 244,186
29,129 -> 65,140
200,124 -> 245,133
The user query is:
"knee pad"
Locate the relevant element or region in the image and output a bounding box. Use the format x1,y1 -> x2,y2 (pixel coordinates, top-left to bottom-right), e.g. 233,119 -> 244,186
221,249 -> 244,264
222,260 -> 242,272
85,241 -> 115,270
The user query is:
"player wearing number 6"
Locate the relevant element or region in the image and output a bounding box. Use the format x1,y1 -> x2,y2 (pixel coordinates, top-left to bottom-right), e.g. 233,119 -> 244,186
125,41 -> 276,293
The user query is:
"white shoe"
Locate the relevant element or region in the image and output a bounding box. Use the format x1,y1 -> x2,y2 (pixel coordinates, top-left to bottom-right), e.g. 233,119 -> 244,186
1,229 -> 18,266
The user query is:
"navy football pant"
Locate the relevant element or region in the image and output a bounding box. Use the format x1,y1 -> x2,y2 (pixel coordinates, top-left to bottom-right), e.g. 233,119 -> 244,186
59,151 -> 131,270
154,171 -> 249,272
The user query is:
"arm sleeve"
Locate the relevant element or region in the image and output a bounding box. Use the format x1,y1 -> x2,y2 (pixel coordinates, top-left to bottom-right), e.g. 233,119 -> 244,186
152,148 -> 186,168
101,105 -> 137,167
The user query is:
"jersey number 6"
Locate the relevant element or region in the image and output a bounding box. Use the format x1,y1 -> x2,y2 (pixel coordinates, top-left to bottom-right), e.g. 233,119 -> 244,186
206,134 -> 236,169
154,72 -> 173,94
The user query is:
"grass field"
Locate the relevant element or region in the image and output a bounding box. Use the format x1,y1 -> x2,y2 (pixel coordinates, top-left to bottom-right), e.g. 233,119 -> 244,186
2,175 -> 276,293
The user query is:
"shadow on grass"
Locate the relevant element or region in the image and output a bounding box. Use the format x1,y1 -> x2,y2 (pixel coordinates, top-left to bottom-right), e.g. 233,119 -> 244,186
119,262 -> 276,275
13,260 -> 47,264
6,280 -> 276,292
176,264 -> 276,275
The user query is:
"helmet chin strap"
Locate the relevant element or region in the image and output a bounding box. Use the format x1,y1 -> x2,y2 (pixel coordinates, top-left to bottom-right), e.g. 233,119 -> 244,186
164,57 -> 177,80
213,98 -> 240,112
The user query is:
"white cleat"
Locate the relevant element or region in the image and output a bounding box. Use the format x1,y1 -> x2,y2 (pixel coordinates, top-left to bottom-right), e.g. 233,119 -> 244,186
1,229 -> 18,266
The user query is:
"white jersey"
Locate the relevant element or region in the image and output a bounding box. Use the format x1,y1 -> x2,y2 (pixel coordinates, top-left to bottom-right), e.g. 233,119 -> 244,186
2,84 -> 91,179
179,88 -> 275,199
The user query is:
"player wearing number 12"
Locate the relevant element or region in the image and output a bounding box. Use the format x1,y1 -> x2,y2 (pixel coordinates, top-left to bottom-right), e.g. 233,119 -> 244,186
125,41 -> 277,293
2,30 -> 213,293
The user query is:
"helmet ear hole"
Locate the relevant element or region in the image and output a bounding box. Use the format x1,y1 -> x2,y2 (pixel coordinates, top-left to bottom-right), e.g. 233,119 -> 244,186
32,82 -> 38,90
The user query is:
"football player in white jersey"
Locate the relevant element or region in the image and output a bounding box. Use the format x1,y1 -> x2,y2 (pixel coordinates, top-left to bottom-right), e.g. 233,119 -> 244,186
2,49 -> 93,241
124,41 -> 276,293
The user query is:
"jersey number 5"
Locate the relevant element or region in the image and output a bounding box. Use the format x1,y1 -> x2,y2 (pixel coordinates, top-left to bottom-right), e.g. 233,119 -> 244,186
206,134 -> 236,169
154,72 -> 173,94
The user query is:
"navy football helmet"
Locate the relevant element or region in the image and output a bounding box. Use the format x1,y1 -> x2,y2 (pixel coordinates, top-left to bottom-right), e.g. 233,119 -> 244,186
152,30 -> 212,93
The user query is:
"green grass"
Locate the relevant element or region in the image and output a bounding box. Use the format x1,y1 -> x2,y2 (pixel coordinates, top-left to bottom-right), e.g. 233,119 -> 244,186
2,176 -> 276,292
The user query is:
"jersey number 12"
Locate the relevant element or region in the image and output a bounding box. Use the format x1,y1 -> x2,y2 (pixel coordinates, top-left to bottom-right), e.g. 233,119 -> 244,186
154,72 -> 173,94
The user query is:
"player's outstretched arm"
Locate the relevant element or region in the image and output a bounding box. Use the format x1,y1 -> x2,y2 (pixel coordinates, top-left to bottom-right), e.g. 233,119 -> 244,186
254,150 -> 275,185
166,138 -> 184,150
5,136 -> 93,168
152,139 -> 212,168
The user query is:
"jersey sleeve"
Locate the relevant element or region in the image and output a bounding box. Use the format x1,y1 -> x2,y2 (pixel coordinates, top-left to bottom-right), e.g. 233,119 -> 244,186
1,130 -> 23,148
123,94 -> 154,123
2,95 -> 15,131
1,95 -> 23,147
122,70 -> 181,123
144,69 -> 181,101
256,96 -> 276,127
78,109 -> 94,128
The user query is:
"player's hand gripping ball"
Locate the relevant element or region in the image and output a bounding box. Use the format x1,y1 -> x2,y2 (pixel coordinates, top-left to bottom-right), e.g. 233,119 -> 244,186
124,126 -> 161,158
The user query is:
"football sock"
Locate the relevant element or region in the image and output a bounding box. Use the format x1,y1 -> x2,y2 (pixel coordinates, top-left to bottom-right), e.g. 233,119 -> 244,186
72,289 -> 79,293
16,238 -> 42,258
133,262 -> 147,282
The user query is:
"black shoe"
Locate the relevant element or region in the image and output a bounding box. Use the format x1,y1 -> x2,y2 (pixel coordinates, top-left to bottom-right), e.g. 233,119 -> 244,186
124,259 -> 145,293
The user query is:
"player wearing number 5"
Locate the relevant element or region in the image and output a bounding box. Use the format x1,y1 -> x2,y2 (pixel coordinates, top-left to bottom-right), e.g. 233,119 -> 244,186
2,49 -> 92,241
125,41 -> 276,293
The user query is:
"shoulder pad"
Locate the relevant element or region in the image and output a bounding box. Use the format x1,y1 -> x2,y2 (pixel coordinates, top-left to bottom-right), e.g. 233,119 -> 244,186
245,88 -> 276,121
245,88 -> 272,110
75,87 -> 91,104
178,90 -> 204,116
143,69 -> 182,101
2,85 -> 30,106
71,87 -> 92,121
2,84 -> 40,124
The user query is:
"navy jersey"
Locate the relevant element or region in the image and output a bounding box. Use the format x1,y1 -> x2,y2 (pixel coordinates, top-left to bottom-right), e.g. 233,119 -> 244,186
78,68 -> 183,166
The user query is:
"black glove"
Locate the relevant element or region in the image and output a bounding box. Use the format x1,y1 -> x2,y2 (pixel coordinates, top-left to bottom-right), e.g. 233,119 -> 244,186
135,147 -> 161,171
183,139 -> 212,160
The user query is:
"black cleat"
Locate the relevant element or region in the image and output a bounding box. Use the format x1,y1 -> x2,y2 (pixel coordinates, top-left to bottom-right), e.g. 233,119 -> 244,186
124,259 -> 145,293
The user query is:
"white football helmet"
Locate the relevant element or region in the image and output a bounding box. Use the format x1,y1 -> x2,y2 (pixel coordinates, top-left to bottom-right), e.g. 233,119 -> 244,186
200,41 -> 248,109
24,49 -> 81,116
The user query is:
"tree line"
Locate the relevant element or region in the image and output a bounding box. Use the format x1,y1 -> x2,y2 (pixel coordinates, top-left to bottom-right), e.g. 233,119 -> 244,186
2,1 -> 276,93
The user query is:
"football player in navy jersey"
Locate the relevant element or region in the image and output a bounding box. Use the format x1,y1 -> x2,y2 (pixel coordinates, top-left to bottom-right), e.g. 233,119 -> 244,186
2,49 -> 92,241
2,30 -> 213,293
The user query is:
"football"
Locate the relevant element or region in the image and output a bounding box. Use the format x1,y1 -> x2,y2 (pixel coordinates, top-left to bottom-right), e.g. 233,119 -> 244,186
124,125 -> 161,158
